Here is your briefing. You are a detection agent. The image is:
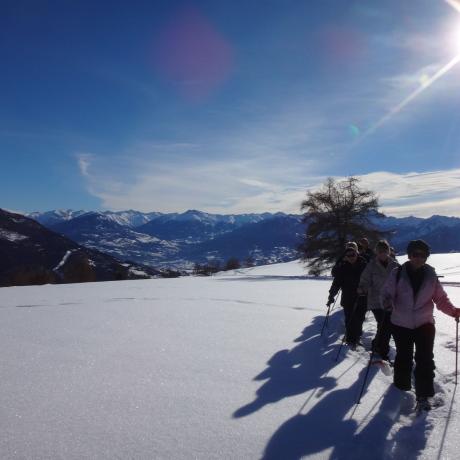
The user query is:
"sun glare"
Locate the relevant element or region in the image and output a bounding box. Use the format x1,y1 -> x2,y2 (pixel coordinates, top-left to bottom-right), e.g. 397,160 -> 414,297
448,20 -> 460,55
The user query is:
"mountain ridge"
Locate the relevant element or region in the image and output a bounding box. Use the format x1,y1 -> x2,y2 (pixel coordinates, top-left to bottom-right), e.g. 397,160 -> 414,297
25,209 -> 460,270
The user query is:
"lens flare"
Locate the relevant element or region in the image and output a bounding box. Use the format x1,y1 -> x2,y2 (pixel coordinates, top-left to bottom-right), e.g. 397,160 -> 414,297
348,124 -> 360,138
363,54 -> 460,139
151,7 -> 234,103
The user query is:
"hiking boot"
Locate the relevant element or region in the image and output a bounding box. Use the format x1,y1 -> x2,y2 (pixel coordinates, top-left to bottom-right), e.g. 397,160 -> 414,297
348,342 -> 357,351
393,380 -> 411,391
416,396 -> 431,412
346,340 -> 363,351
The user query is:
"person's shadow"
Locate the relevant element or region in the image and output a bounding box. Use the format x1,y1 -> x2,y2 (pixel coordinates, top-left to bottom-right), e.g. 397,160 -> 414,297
260,366 -> 409,460
233,309 -> 429,459
259,353 -> 428,460
233,311 -> 345,419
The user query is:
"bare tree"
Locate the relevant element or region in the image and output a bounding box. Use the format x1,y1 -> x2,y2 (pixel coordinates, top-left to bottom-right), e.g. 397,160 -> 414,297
225,257 -> 241,271
244,255 -> 255,268
299,177 -> 385,274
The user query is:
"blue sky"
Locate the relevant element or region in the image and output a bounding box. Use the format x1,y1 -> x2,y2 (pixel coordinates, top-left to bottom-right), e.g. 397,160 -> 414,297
2,0 -> 460,217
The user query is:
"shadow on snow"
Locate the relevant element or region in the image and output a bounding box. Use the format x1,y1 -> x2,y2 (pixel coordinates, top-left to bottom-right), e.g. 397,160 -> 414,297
233,311 -> 430,460
233,313 -> 342,419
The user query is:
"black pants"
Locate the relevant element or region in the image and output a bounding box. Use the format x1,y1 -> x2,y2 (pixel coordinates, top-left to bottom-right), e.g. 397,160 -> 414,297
343,297 -> 367,344
371,309 -> 392,359
391,323 -> 436,398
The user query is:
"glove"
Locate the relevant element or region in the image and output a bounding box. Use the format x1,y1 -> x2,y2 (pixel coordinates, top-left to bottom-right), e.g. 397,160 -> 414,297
453,307 -> 460,318
381,294 -> 393,312
327,295 -> 335,307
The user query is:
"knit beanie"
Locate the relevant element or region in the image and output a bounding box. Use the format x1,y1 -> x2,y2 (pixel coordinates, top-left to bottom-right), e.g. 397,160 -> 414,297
345,242 -> 359,253
406,239 -> 430,256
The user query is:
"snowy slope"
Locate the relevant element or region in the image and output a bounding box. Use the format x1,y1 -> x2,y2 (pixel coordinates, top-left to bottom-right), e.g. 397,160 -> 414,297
1,256 -> 459,459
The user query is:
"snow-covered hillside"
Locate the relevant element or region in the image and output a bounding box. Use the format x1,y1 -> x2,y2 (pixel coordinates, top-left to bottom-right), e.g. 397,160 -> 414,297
1,255 -> 460,459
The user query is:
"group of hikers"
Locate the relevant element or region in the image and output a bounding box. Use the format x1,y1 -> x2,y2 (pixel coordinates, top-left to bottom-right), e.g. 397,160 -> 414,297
327,238 -> 460,410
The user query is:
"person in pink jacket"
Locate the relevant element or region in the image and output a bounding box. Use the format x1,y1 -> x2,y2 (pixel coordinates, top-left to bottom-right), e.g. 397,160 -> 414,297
382,240 -> 460,409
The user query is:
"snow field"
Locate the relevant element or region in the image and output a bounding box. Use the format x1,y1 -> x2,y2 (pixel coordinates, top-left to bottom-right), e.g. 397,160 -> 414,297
0,257 -> 459,459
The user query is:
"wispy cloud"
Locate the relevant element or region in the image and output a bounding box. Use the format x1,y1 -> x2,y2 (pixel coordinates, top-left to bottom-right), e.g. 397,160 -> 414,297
77,146 -> 319,214
77,153 -> 93,178
294,169 -> 460,218
74,94 -> 349,213
359,169 -> 460,217
77,144 -> 460,217
298,169 -> 460,218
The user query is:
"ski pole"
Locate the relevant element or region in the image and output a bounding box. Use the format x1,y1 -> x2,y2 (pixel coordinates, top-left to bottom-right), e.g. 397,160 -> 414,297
321,304 -> 332,336
321,292 -> 339,336
357,349 -> 375,404
330,290 -> 340,313
335,334 -> 347,362
456,317 -> 459,386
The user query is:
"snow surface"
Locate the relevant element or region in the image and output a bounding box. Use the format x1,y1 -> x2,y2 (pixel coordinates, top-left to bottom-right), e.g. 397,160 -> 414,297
52,249 -> 75,272
0,229 -> 28,242
1,256 -> 460,459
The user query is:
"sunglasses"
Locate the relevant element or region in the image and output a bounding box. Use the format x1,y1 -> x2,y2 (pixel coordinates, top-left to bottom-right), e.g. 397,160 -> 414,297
410,251 -> 428,259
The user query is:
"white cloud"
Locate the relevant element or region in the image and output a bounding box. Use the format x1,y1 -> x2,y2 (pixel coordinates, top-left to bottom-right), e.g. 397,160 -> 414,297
299,169 -> 460,218
76,153 -> 93,178
237,178 -> 275,189
78,149 -> 317,214
74,98 -> 342,214
359,169 -> 460,217
77,143 -> 460,218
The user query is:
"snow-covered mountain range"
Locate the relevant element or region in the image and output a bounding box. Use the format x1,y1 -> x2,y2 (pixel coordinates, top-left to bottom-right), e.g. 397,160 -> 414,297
30,209 -> 303,269
27,209 -> 162,228
0,209 -> 161,286
27,209 -> 460,270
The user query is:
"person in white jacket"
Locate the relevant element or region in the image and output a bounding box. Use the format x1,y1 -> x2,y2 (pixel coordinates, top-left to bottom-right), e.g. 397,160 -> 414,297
382,240 -> 460,408
358,240 -> 399,360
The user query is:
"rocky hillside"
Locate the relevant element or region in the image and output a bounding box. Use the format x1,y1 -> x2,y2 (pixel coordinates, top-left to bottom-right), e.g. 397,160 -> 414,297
0,209 -> 160,287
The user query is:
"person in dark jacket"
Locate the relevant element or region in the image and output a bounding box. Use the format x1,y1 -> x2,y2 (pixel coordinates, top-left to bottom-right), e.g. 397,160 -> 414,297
331,241 -> 359,278
358,237 -> 374,263
382,240 -> 460,410
328,245 -> 368,347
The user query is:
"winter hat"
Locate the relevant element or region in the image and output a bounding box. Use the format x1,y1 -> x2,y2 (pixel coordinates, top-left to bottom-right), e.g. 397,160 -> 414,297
406,239 -> 430,257
375,240 -> 390,252
359,237 -> 370,247
345,242 -> 359,253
